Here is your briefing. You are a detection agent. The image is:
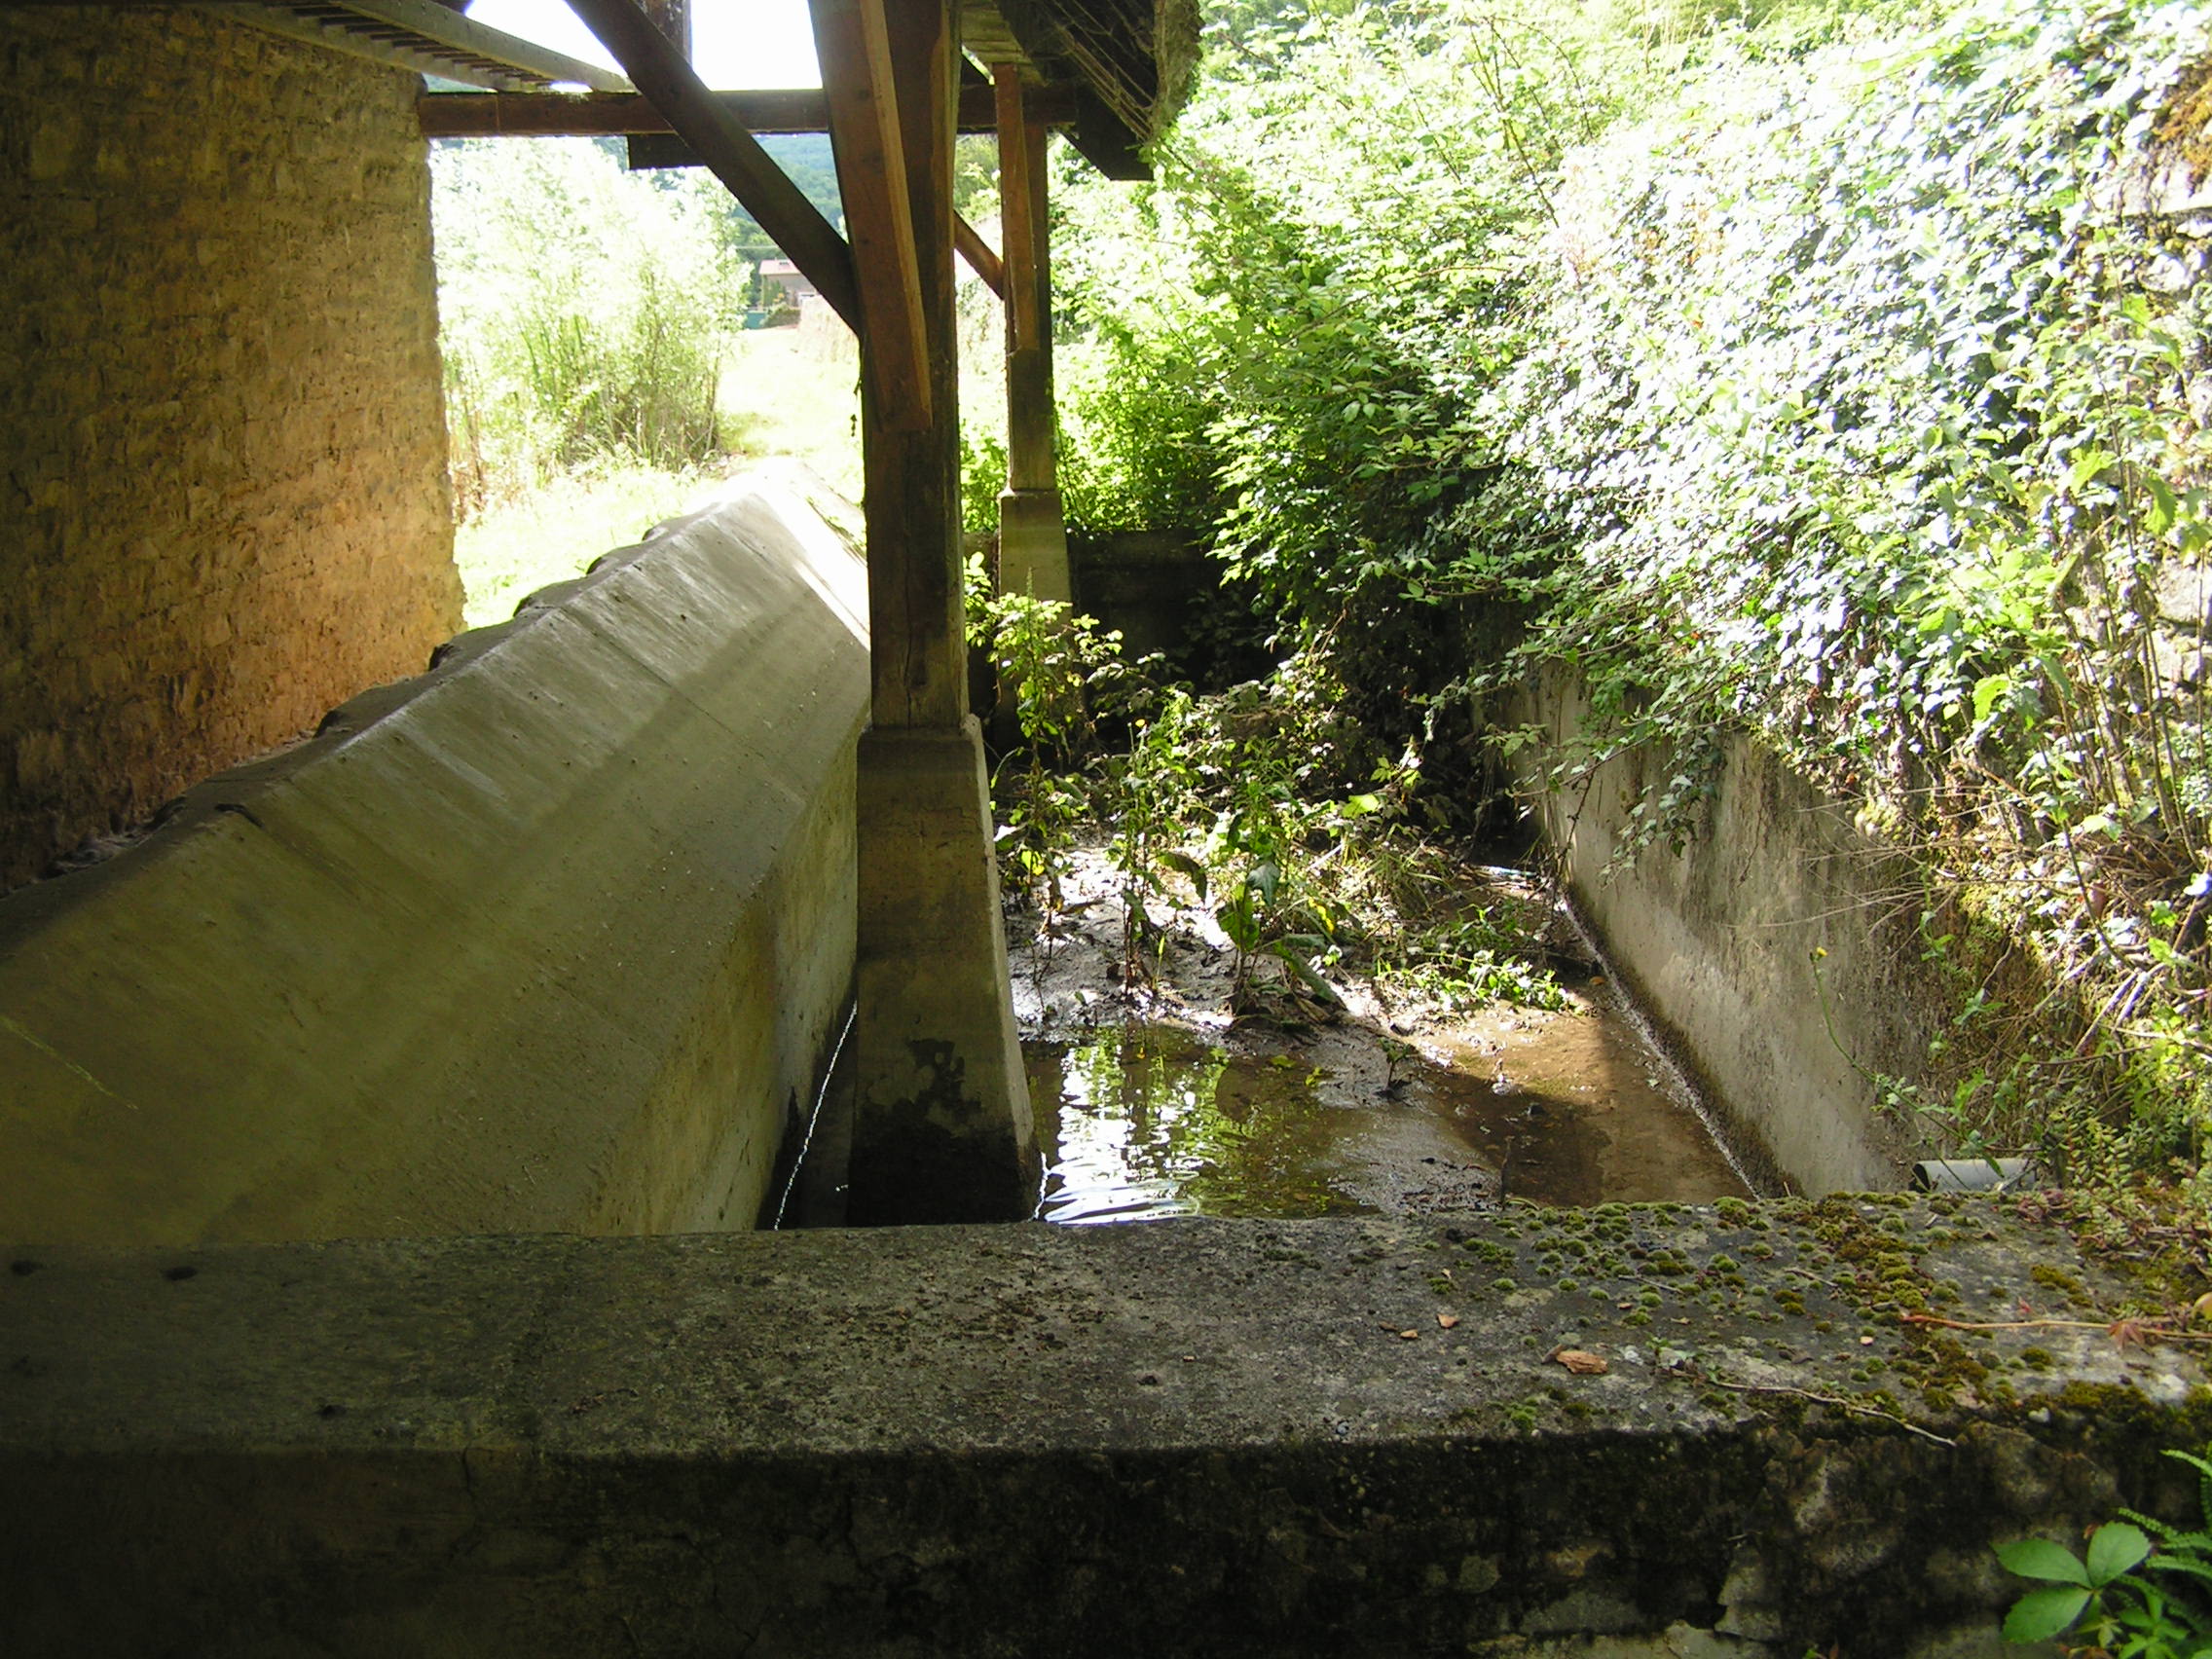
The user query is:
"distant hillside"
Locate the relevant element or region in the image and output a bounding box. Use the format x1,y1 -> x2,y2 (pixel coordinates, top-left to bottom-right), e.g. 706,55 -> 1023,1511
760,131 -> 839,226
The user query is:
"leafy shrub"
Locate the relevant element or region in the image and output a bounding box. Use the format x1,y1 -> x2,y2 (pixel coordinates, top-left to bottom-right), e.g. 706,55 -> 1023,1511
431,138 -> 740,513
1484,0 -> 2211,1165
2000,1445 -> 2212,1653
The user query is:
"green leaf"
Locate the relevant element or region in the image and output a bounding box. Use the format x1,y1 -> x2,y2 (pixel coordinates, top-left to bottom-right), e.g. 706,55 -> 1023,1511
2146,472 -> 2178,536
2068,449 -> 2114,492
1342,792 -> 1383,817
1159,850 -> 1209,903
2001,1585 -> 2090,1642
1267,940 -> 1346,1007
1997,1538 -> 2091,1586
2087,1524 -> 2153,1585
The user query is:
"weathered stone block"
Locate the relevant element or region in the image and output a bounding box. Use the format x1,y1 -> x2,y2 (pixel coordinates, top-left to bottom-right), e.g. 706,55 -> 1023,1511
0,1199 -> 2198,1656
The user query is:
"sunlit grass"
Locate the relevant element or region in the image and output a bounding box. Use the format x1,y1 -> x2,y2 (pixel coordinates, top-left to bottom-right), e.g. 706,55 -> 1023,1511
454,461 -> 721,627
719,324 -> 864,501
452,323 -> 867,627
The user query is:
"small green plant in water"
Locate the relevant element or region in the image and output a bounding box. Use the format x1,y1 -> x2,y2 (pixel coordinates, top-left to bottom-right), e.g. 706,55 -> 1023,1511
976,585 -> 1128,959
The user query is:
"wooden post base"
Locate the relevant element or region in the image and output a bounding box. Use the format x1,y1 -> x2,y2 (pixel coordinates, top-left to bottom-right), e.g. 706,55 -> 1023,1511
848,719 -> 1040,1224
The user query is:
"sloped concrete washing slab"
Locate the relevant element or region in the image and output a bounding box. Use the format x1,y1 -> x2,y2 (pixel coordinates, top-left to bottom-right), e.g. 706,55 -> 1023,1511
0,477 -> 867,1243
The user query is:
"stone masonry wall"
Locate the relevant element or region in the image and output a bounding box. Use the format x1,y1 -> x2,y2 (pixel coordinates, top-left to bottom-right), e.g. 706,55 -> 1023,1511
0,9 -> 461,893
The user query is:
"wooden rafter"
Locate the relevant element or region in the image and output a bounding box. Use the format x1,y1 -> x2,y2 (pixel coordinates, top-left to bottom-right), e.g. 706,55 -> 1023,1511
954,214 -> 1005,297
561,0 -> 860,326
29,0 -> 638,92
417,83 -> 1077,138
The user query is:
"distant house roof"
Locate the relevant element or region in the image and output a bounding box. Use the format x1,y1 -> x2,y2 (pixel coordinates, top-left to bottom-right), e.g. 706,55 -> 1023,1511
759,259 -> 801,276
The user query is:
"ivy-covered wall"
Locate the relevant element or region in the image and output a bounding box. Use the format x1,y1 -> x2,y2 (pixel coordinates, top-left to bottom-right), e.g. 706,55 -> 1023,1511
0,10 -> 461,894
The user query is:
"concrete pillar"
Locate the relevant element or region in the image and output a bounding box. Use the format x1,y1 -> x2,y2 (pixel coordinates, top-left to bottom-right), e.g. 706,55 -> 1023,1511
993,68 -> 1070,605
851,725 -> 1037,1221
825,0 -> 1038,1223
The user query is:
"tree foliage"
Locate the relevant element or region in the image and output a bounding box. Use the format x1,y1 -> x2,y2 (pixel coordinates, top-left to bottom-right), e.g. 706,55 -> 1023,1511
432,138 -> 741,511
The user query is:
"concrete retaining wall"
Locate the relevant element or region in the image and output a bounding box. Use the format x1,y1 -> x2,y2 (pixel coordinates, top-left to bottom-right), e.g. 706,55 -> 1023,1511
2,1200 -> 2202,1656
1069,530 -> 1214,662
0,481 -> 867,1244
1524,682 -> 1930,1195
0,9 -> 462,893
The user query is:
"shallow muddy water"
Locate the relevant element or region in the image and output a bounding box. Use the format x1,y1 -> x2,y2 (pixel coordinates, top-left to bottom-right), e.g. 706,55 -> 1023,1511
1013,847 -> 1754,1224
1026,989 -> 1751,1225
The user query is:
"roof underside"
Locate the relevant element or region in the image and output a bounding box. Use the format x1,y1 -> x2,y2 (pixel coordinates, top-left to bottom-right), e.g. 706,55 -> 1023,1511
964,0 -> 1197,149
205,0 -> 1198,175
218,0 -> 631,91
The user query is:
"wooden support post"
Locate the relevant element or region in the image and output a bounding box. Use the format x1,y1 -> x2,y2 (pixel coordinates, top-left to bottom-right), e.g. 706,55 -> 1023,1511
816,0 -> 960,725
992,64 -> 1071,608
813,0 -> 930,433
822,0 -> 1037,1224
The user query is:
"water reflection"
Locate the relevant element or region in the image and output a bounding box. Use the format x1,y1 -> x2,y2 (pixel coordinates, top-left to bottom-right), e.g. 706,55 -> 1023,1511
1036,1029 -> 1375,1223
1027,1004 -> 1751,1224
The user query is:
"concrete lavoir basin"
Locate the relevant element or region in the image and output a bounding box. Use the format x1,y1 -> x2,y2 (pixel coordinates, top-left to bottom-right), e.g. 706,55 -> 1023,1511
2,1197 -> 2201,1656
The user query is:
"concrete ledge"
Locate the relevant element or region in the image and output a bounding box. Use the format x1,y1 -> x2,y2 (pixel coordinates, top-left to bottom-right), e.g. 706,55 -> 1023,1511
1,1200 -> 2202,1655
0,478 -> 868,1243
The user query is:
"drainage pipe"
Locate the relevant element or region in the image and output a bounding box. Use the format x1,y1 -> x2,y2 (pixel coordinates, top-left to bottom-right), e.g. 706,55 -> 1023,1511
1910,1157 -> 2031,1193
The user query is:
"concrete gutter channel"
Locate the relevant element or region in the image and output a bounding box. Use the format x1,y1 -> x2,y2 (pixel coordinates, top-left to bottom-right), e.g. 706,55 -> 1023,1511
2,1199 -> 2205,1655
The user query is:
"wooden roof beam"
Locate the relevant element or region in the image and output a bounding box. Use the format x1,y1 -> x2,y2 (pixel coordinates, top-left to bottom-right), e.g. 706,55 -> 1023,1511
560,0 -> 860,326
417,83 -> 1077,138
636,0 -> 686,57
954,214 -> 1004,298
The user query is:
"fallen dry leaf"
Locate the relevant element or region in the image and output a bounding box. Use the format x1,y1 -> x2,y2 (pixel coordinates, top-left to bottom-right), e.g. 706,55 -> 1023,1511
1553,1348 -> 1608,1376
1437,1313 -> 1460,1329
1398,1329 -> 1420,1341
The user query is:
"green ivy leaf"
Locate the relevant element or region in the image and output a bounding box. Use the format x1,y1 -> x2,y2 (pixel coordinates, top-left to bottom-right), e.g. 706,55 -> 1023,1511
2085,1522 -> 2152,1585
1996,1538 -> 2090,1586
2001,1585 -> 2090,1643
